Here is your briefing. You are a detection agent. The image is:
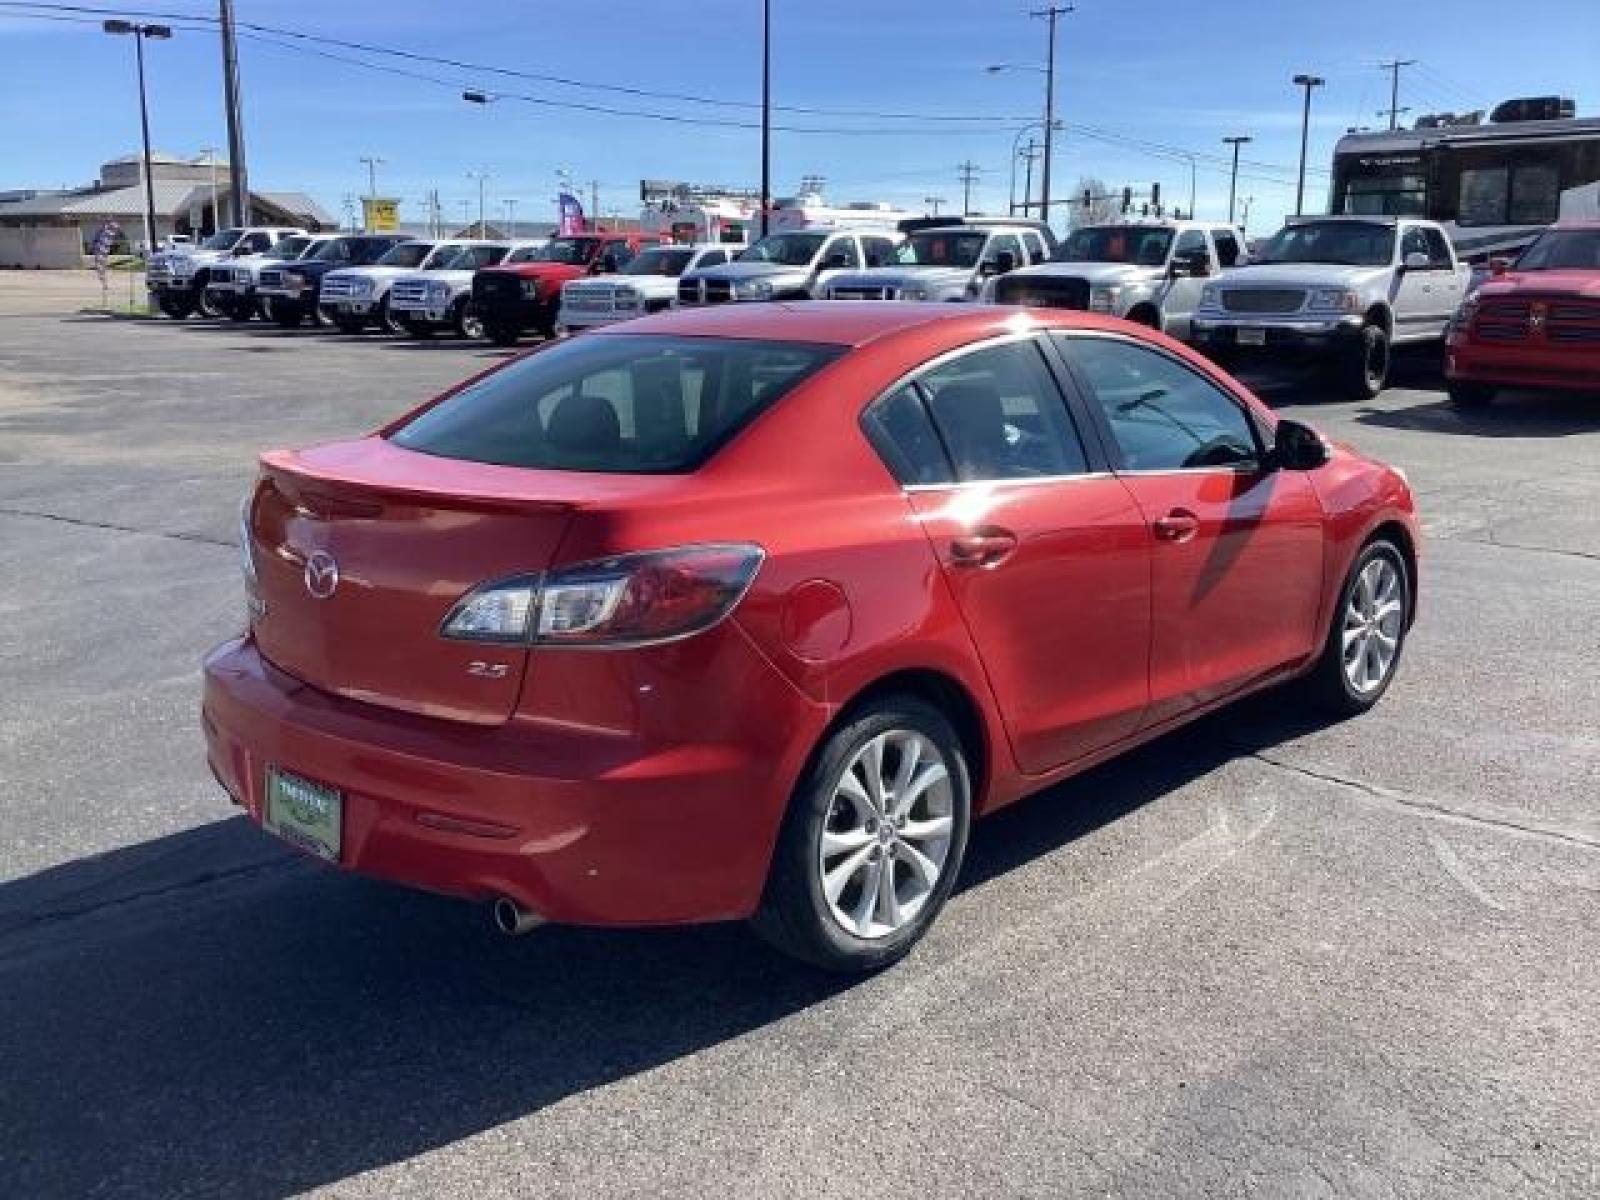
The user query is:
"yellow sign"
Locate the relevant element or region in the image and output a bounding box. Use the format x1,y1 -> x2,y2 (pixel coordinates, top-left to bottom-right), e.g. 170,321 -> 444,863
362,197 -> 399,232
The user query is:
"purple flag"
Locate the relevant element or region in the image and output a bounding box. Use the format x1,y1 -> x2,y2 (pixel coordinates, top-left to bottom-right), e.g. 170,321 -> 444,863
557,191 -> 586,236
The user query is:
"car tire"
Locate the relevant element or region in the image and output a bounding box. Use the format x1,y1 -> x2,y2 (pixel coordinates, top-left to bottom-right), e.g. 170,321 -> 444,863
195,284 -> 224,320
157,295 -> 193,320
377,298 -> 405,335
455,299 -> 485,340
1302,537 -> 1410,717
400,315 -> 432,339
752,695 -> 972,973
1447,381 -> 1495,409
332,315 -> 366,335
227,299 -> 254,323
485,320 -> 519,347
1338,323 -> 1390,400
270,300 -> 302,328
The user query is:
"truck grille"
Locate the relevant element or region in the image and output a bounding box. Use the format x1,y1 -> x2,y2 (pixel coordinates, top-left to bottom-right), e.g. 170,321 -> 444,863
474,272 -> 521,303
831,285 -> 898,301
1476,297 -> 1600,345
1220,288 -> 1306,314
320,276 -> 365,300
993,275 -> 1089,309
564,286 -> 637,312
390,280 -> 430,307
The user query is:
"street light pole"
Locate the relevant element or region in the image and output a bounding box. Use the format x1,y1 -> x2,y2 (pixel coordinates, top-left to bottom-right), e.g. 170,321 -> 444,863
218,0 -> 250,225
1030,5 -> 1072,225
1292,73 -> 1325,216
759,0 -> 771,239
102,20 -> 171,257
465,172 -> 489,235
359,156 -> 384,231
504,199 -> 517,238
1222,134 -> 1253,224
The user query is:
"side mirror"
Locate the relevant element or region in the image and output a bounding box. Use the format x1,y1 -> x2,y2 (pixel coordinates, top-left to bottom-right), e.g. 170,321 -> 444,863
1402,251 -> 1432,271
993,250 -> 1018,275
1169,251 -> 1210,278
1271,418 -> 1330,472
822,253 -> 850,270
1489,256 -> 1512,277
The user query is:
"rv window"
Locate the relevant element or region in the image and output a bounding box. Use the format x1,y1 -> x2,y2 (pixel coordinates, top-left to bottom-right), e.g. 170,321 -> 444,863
1509,164 -> 1560,225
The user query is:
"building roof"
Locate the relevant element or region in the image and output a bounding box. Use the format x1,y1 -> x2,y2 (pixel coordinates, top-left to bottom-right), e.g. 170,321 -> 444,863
104,151 -> 229,169
0,181 -> 206,219
257,191 -> 336,227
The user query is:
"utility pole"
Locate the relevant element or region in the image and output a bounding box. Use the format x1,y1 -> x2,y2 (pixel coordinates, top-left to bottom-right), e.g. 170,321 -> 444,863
1378,58 -> 1417,130
1030,5 -> 1072,224
924,195 -> 945,216
359,156 -> 383,231
1292,73 -> 1326,216
1222,135 -> 1252,224
199,146 -> 220,231
588,180 -> 601,231
957,161 -> 982,216
504,198 -> 517,238
458,198 -> 471,232
759,0 -> 771,239
218,0 -> 250,225
1021,141 -> 1039,216
1241,194 -> 1254,235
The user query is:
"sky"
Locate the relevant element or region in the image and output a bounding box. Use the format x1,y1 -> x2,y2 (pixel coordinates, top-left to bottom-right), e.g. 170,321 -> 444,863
2,0 -> 1597,237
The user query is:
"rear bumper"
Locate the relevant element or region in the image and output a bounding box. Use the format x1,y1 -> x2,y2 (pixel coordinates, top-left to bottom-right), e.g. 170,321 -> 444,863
1446,340 -> 1600,393
201,634 -> 826,926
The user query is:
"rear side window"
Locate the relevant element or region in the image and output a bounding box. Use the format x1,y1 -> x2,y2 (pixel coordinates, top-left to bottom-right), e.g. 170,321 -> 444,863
915,340 -> 1089,481
391,335 -> 844,473
862,386 -> 954,485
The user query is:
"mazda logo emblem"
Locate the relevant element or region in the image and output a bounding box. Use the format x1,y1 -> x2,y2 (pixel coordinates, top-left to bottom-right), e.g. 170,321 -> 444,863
304,550 -> 340,600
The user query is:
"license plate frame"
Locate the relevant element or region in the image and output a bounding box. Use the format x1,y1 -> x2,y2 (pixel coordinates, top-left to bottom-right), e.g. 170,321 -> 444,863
264,766 -> 343,862
1237,327 -> 1267,347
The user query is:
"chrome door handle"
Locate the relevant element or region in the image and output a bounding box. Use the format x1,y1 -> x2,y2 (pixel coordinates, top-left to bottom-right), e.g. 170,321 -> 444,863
1153,509 -> 1200,542
949,529 -> 1018,567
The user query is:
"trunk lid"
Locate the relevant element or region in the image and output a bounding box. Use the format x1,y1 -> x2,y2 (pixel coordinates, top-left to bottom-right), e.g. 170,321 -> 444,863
249,437 -> 578,725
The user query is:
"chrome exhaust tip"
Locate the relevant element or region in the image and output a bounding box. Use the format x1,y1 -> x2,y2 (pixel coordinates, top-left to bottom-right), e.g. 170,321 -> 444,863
492,896 -> 544,937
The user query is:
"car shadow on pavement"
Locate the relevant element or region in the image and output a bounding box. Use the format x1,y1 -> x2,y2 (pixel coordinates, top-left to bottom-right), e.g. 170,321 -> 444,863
1234,346 -> 1446,407
0,699 -> 1317,1199
1353,391 -> 1600,438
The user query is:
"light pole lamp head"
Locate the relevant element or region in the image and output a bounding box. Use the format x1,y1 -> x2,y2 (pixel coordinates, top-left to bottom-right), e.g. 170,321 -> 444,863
102,19 -> 133,34
1293,74 -> 1326,89
145,24 -> 172,39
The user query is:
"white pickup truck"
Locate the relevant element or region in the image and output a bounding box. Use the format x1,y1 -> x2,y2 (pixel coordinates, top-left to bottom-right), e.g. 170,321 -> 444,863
145,226 -> 305,319
1191,216 -> 1470,398
204,233 -> 335,322
388,241 -> 547,339
559,243 -> 732,331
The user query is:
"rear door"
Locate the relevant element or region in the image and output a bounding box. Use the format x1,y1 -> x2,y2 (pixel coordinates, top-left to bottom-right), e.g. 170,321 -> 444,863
1055,332 -> 1325,725
878,335 -> 1152,773
249,442 -> 575,726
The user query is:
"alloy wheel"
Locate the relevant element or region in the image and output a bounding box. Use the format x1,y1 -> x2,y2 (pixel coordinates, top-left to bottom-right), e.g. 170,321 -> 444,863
1341,556 -> 1404,695
817,730 -> 954,940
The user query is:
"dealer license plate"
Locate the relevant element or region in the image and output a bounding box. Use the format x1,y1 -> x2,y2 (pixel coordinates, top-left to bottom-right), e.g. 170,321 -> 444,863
1237,327 -> 1267,346
264,767 -> 342,862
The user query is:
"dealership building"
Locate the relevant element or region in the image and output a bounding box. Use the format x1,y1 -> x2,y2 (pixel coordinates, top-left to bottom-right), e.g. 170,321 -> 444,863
0,151 -> 334,267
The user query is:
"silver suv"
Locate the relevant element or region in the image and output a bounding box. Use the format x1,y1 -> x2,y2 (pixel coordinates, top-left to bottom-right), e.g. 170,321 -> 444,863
678,229 -> 901,305
822,218 -> 1054,302
985,220 -> 1247,340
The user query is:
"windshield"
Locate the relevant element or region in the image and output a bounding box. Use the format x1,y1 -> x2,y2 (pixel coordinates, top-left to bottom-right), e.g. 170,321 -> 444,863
1055,227 -> 1173,266
266,236 -> 312,261
623,248 -> 695,276
307,238 -> 353,263
374,242 -> 434,268
390,335 -> 845,474
737,233 -> 826,266
1514,229 -> 1600,271
200,228 -> 244,251
533,237 -> 599,265
505,244 -> 548,264
1256,221 -> 1396,267
894,231 -> 988,268
430,245 -> 506,270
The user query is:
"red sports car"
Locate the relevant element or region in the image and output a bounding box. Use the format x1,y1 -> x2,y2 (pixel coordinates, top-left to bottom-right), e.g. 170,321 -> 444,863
203,303 -> 1419,971
1447,221 -> 1600,407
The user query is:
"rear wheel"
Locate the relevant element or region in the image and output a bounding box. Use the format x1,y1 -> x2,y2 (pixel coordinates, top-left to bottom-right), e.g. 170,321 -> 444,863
1337,323 -> 1390,400
752,696 -> 971,972
1302,538 -> 1410,716
1447,381 -> 1495,409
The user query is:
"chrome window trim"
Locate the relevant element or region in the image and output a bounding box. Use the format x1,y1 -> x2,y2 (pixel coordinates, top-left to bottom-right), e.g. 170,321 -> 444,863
903,470 -> 1117,493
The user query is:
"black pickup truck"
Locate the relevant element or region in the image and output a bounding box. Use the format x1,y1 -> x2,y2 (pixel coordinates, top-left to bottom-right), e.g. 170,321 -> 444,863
255,234 -> 410,328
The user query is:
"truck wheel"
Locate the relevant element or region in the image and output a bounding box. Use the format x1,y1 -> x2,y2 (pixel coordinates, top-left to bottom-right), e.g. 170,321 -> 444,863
195,285 -> 224,320
157,295 -> 193,320
332,315 -> 366,335
485,320 -> 520,347
400,315 -> 432,338
455,299 -> 485,340
1447,381 -> 1495,409
378,298 -> 405,335
270,299 -> 302,328
1338,324 -> 1390,400
227,298 -> 255,323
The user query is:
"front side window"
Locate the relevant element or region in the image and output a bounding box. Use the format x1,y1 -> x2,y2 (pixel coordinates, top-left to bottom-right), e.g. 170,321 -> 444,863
266,236 -> 311,261
821,237 -> 861,270
200,227 -> 243,250
1422,227 -> 1454,268
1061,335 -> 1260,472
1021,230 -> 1049,263
983,233 -> 1024,270
533,237 -> 600,265
1172,230 -> 1208,262
390,335 -> 844,474
862,236 -> 899,267
242,233 -> 272,253
913,340 -> 1088,482
623,248 -> 695,276
1509,164 -> 1560,225
440,245 -> 508,270
693,248 -> 729,269
1401,226 -> 1431,262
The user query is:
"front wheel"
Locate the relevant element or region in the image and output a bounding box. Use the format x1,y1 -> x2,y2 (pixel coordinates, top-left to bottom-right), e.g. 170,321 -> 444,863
157,294 -> 193,319
1447,381 -> 1495,409
455,299 -> 485,340
378,297 -> 405,335
1302,538 -> 1410,716
195,285 -> 224,320
1337,323 -> 1390,400
227,297 -> 255,322
752,696 -> 971,972
332,315 -> 366,335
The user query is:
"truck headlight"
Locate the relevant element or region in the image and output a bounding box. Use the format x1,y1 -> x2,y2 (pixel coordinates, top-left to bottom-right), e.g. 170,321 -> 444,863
1088,285 -> 1122,313
351,278 -> 374,295
426,281 -> 450,302
1307,288 -> 1359,313
900,285 -> 928,301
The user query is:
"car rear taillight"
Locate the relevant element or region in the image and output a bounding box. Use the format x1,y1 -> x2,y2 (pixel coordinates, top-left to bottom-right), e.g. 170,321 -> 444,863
441,544 -> 763,648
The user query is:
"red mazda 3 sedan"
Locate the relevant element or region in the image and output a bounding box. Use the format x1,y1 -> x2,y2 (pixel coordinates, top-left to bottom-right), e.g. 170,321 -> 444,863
203,302 -> 1418,971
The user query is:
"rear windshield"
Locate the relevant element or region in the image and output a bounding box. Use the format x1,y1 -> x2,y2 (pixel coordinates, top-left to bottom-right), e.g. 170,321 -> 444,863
390,335 -> 845,473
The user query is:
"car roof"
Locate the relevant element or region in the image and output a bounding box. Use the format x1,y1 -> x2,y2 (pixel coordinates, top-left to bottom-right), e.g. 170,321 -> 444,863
589,299 -> 1144,348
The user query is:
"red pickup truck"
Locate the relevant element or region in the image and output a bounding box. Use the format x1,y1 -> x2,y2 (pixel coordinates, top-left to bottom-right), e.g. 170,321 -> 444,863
471,231 -> 669,345
1447,222 -> 1600,407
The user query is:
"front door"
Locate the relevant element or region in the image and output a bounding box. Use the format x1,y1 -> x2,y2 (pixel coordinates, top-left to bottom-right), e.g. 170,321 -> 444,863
1055,332 -> 1326,725
879,336 -> 1152,774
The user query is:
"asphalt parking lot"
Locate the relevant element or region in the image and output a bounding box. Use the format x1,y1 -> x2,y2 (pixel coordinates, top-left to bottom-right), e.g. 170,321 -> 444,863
2,276 -> 1598,1198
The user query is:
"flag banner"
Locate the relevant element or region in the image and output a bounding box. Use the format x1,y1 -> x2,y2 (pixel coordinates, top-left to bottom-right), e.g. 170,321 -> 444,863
557,191 -> 587,236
